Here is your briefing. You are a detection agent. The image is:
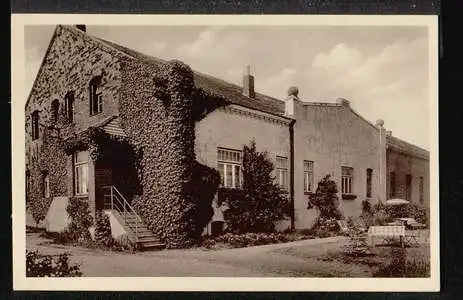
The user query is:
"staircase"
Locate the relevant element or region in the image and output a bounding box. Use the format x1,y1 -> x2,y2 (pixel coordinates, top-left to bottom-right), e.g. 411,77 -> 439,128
103,186 -> 165,250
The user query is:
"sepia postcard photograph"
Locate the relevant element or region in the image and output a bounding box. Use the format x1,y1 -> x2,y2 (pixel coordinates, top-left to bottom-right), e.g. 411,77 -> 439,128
11,14 -> 439,291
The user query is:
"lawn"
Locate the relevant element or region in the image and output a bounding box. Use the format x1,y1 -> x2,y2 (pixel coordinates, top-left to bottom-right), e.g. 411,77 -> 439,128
25,228 -> 431,277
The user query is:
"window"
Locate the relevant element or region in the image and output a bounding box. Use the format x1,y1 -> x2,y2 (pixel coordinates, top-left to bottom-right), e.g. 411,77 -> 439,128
51,99 -> 60,124
276,156 -> 289,190
25,170 -> 30,200
419,176 -> 424,204
43,172 -> 50,198
64,92 -> 74,122
303,160 -> 314,193
89,76 -> 103,115
405,174 -> 412,201
366,168 -> 373,198
31,111 -> 39,140
341,166 -> 354,194
217,148 -> 242,188
74,151 -> 89,195
389,171 -> 396,198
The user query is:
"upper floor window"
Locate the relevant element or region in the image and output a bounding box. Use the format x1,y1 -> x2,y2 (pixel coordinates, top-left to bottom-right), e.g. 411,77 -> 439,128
217,148 -> 242,188
366,168 -> 373,198
276,156 -> 289,191
25,170 -> 31,200
405,174 -> 412,201
64,91 -> 75,122
31,111 -> 39,140
389,171 -> 396,198
89,76 -> 103,115
51,99 -> 60,125
303,160 -> 314,193
419,176 -> 424,204
341,166 -> 354,194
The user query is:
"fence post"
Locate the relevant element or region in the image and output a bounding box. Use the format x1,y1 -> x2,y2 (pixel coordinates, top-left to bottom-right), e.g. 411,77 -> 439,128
110,187 -> 114,210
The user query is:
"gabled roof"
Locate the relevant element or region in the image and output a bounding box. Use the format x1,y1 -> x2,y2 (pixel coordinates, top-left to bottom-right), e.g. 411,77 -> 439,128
33,25 -> 286,117
386,135 -> 429,160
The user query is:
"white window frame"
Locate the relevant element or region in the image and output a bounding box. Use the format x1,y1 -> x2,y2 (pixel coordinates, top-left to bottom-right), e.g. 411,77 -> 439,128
90,78 -> 103,115
217,148 -> 242,189
74,151 -> 89,195
341,166 -> 354,194
303,160 -> 314,193
276,156 -> 289,191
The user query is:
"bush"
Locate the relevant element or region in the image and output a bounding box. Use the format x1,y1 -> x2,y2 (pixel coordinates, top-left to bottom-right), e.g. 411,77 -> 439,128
219,140 -> 290,234
308,175 -> 342,220
26,250 -> 82,277
112,234 -> 137,252
94,211 -> 113,247
189,161 -> 221,239
199,232 -> 312,249
309,216 -> 340,238
65,197 -> 94,242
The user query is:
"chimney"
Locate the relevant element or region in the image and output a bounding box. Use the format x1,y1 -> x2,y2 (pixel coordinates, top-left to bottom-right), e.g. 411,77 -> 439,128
285,86 -> 299,117
336,97 -> 350,108
75,25 -> 86,32
242,65 -> 255,98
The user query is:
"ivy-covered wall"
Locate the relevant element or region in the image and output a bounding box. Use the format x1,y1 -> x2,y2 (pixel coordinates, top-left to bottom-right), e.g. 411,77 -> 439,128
25,25 -> 122,222
118,58 -> 226,248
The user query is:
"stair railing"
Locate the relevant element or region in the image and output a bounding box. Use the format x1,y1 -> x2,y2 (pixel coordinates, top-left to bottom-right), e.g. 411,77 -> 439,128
103,185 -> 142,242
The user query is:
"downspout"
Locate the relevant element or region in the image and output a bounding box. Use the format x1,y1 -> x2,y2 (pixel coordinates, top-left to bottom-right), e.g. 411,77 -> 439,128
289,119 -> 296,231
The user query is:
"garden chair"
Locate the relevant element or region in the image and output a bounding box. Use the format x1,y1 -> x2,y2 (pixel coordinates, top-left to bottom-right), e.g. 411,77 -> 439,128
404,230 -> 421,247
336,220 -> 350,235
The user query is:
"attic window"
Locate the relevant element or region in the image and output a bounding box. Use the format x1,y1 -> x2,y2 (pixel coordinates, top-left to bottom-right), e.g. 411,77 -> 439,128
64,91 -> 75,122
51,99 -> 60,124
31,111 -> 39,140
89,76 -> 103,115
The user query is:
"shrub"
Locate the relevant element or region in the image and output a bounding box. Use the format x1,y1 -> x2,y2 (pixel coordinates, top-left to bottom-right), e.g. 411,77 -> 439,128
26,250 -> 82,277
199,232 -> 312,249
112,234 -> 137,252
362,199 -> 373,215
308,175 -> 342,220
64,197 -> 94,242
405,204 -> 428,225
189,161 -> 221,240
219,140 -> 290,234
309,216 -> 340,238
374,250 -> 430,278
94,211 -> 113,247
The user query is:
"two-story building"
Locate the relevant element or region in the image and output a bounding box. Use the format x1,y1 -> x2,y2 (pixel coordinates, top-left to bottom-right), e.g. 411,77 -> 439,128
25,25 -> 430,247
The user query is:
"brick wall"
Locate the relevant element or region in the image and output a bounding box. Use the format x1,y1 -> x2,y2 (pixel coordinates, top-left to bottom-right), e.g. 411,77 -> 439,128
25,25 -> 122,221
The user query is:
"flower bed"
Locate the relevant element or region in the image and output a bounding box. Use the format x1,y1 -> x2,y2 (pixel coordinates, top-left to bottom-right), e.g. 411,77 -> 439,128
198,232 -> 315,250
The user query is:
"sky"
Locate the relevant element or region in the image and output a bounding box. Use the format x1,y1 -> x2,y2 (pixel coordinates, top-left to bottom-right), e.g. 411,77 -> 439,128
25,25 -> 431,150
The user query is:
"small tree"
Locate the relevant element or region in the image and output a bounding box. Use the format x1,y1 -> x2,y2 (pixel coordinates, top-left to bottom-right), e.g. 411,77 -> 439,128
308,175 -> 342,219
220,140 -> 290,233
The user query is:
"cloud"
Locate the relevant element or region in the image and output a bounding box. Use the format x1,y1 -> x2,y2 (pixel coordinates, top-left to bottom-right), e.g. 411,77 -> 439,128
174,26 -> 248,62
259,68 -> 300,99
152,42 -> 166,51
303,37 -> 429,148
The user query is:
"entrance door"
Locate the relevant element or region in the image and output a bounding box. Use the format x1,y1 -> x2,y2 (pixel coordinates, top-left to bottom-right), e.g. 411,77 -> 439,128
95,163 -> 113,210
